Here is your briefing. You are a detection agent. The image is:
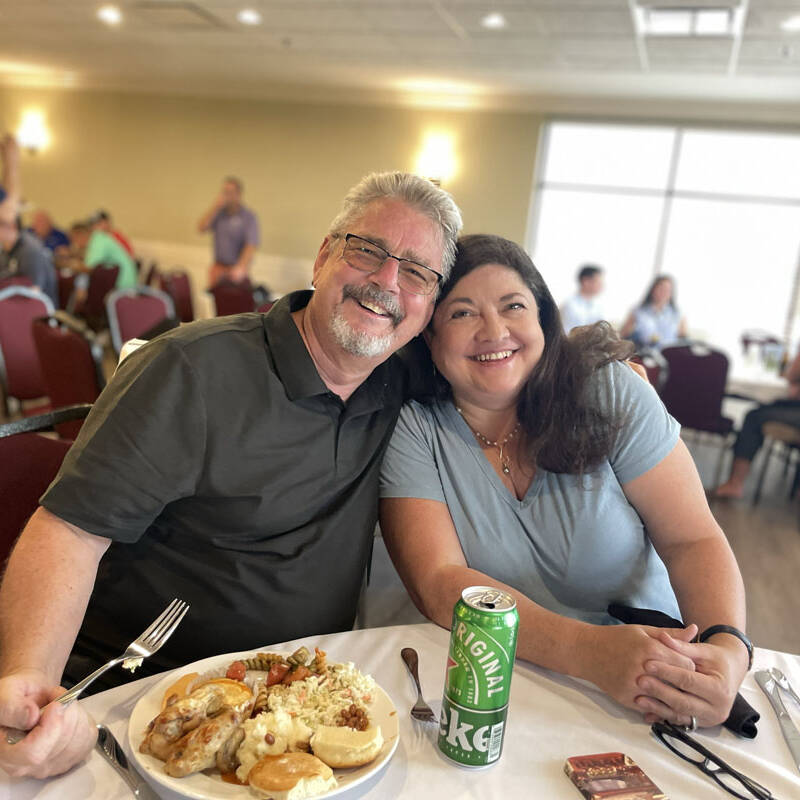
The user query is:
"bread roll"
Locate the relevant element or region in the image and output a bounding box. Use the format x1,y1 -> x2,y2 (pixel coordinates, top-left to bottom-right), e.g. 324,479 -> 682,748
247,752 -> 336,800
310,725 -> 383,768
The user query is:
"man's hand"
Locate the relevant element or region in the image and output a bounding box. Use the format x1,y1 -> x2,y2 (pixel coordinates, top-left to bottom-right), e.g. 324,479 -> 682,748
577,624 -> 698,720
0,670 -> 97,778
633,631 -> 748,728
0,134 -> 19,169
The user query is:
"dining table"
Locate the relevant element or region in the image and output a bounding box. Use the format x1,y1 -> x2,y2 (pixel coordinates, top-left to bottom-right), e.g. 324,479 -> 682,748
4,622 -> 800,799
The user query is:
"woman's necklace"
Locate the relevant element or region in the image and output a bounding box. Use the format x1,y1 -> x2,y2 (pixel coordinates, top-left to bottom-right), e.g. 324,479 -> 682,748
456,407 -> 520,475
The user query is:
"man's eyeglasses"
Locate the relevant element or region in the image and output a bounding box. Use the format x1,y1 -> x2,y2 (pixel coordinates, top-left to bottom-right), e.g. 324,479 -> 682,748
651,721 -> 772,800
340,233 -> 442,296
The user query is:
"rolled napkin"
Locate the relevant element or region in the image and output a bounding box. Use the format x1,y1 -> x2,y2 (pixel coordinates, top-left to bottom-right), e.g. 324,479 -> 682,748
607,603 -> 760,739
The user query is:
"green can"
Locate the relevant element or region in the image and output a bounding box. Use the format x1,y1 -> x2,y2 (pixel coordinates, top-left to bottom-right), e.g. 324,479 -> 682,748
438,586 -> 519,768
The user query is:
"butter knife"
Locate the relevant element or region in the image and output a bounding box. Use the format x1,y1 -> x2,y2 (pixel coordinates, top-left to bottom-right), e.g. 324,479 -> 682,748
755,669 -> 800,774
95,724 -> 162,799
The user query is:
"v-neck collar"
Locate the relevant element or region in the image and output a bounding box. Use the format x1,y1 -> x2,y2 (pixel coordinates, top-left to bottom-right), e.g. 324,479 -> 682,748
442,400 -> 542,509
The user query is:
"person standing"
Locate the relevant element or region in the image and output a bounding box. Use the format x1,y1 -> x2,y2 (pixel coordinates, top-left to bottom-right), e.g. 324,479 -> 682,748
198,176 -> 260,288
561,264 -> 605,333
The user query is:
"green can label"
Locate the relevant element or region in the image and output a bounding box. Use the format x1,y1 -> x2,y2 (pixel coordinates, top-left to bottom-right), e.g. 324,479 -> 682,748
438,587 -> 519,768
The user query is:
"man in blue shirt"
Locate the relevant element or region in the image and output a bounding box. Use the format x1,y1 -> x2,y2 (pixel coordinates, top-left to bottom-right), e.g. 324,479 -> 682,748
197,176 -> 260,288
28,210 -> 70,263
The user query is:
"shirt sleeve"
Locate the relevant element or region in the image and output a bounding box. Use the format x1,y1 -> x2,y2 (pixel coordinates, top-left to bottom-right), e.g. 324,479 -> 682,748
84,232 -> 107,268
599,360 -> 680,485
40,338 -> 208,543
379,401 -> 446,503
244,210 -> 260,248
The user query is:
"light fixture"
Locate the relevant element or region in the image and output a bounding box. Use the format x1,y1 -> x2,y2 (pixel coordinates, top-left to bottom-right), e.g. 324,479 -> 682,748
633,4 -> 743,37
17,110 -> 50,154
781,15 -> 800,32
415,131 -> 457,186
481,12 -> 507,30
97,5 -> 123,26
237,8 -> 262,25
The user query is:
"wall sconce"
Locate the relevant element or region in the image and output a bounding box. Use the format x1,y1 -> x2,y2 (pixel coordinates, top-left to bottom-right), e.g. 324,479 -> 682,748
415,131 -> 457,186
17,110 -> 50,154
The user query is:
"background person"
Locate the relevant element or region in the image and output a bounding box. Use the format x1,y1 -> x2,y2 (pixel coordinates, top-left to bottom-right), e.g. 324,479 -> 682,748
0,205 -> 58,306
0,171 -> 461,779
621,274 -> 687,350
561,263 -> 605,333
90,209 -> 134,257
714,347 -> 800,499
198,176 -> 260,288
380,234 -> 749,731
68,220 -> 137,290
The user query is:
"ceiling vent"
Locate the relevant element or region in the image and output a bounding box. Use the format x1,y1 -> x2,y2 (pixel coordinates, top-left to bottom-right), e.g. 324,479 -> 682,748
131,2 -> 227,31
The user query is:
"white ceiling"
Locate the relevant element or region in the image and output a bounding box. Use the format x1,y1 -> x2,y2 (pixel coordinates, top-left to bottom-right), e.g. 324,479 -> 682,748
1,0 -> 800,111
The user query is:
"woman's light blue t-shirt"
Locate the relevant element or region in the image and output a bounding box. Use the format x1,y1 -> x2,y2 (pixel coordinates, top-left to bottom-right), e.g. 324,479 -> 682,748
379,360 -> 682,625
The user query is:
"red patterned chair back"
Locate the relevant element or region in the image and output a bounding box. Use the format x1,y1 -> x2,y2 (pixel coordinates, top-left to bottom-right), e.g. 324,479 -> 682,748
32,314 -> 105,439
209,282 -> 256,316
106,286 -> 175,353
0,286 -> 55,407
160,270 -> 194,323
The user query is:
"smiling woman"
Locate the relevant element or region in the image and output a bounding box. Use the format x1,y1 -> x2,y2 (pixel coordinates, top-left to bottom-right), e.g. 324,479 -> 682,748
379,233 -> 751,733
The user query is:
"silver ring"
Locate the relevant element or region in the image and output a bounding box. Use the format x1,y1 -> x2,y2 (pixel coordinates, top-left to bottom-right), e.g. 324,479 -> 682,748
685,715 -> 698,732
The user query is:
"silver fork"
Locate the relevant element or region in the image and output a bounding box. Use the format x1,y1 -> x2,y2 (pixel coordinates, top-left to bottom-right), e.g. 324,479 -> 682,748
401,647 -> 436,723
5,598 -> 189,745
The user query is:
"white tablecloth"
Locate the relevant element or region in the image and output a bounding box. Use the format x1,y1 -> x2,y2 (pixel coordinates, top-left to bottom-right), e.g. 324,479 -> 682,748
4,623 -> 800,799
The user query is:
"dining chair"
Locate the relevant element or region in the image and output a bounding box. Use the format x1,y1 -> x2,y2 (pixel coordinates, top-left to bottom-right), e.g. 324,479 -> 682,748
32,313 -> 106,439
159,269 -> 195,323
631,347 -> 669,393
0,286 -> 55,417
208,280 -> 257,316
0,405 -> 92,566
659,343 -> 735,486
141,260 -> 160,287
69,264 -> 120,332
105,286 -> 176,354
751,421 -> 800,506
0,275 -> 34,291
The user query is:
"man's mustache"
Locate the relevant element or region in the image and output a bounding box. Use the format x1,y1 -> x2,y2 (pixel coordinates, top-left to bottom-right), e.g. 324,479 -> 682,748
342,284 -> 404,326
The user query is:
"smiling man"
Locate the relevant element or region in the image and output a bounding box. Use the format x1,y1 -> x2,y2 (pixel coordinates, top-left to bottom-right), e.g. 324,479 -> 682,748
0,172 -> 462,778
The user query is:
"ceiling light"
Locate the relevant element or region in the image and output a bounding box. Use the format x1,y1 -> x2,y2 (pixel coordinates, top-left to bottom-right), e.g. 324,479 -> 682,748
481,12 -> 507,30
634,5 -> 739,37
97,5 -> 123,26
782,15 -> 800,32
237,8 -> 262,26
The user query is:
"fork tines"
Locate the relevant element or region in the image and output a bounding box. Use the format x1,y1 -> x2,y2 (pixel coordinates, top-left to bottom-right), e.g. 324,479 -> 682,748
139,598 -> 190,650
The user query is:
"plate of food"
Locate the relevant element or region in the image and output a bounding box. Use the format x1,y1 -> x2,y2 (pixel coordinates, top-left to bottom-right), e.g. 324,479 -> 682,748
128,643 -> 399,800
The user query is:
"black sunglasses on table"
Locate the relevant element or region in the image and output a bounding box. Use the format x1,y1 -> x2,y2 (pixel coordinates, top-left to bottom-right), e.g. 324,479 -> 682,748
651,721 -> 773,800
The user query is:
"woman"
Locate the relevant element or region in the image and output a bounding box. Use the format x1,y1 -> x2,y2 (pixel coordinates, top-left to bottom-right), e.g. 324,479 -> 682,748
621,274 -> 687,349
380,235 -> 748,728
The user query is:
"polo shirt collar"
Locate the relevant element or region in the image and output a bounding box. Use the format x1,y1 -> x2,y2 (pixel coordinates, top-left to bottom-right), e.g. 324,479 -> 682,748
262,290 -> 393,412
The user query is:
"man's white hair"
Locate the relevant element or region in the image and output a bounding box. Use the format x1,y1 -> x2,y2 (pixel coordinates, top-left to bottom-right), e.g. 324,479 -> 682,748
327,171 -> 463,278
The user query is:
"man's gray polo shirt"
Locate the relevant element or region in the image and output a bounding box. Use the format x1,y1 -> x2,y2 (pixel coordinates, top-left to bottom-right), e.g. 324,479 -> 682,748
211,205 -> 260,266
41,291 -> 405,686
0,231 -> 57,304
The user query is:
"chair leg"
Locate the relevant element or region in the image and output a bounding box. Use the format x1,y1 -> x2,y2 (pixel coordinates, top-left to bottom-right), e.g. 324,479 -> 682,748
753,440 -> 775,507
713,435 -> 730,490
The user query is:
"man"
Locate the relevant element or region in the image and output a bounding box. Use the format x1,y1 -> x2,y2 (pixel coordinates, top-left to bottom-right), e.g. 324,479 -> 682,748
561,263 -> 605,334
0,171 -> 462,778
28,210 -> 70,259
0,205 -> 58,305
69,220 -> 137,290
0,134 -> 19,221
198,176 -> 260,287
90,209 -> 135,257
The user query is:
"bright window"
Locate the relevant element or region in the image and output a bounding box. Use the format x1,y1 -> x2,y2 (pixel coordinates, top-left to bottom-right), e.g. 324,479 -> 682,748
528,121 -> 800,373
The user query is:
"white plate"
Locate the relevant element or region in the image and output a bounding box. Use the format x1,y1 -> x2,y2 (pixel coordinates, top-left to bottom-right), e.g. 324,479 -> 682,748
128,647 -> 400,799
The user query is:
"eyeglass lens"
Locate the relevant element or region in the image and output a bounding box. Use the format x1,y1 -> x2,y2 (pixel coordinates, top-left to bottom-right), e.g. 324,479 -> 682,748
655,726 -> 771,800
343,236 -> 438,294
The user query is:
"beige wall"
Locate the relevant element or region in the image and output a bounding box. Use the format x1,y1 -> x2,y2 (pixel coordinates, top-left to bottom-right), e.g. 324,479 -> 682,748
0,87 -> 542,278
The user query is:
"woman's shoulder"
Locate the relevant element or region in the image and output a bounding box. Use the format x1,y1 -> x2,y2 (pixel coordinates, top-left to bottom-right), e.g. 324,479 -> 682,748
587,359 -> 656,412
397,397 -> 452,431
